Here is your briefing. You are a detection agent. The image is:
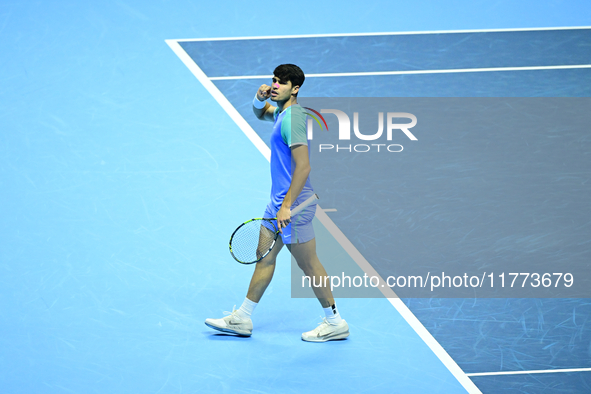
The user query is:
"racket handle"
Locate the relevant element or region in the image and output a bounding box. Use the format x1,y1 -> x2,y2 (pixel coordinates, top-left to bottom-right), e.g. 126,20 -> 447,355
291,194 -> 319,216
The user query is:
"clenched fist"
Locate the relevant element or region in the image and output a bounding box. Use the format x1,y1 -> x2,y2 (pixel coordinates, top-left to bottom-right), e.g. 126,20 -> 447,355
257,84 -> 272,101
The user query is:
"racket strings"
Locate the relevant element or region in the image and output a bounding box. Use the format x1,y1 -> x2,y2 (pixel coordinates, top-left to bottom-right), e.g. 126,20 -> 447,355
230,219 -> 277,263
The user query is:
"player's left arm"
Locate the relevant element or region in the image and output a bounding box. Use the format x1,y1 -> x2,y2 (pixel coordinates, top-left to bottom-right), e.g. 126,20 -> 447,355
276,145 -> 310,231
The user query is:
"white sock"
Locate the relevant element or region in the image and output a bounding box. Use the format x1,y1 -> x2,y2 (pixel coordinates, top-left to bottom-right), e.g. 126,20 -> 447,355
323,304 -> 343,325
235,298 -> 257,321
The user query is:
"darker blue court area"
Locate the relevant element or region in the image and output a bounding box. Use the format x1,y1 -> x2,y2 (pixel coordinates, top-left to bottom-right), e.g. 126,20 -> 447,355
180,29 -> 591,77
179,29 -> 591,393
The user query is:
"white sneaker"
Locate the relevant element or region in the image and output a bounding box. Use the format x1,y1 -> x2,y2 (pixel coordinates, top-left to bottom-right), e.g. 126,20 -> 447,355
205,309 -> 253,336
301,318 -> 349,342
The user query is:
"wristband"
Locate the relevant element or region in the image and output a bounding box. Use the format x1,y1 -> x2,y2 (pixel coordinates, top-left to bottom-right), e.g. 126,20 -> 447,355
253,93 -> 267,109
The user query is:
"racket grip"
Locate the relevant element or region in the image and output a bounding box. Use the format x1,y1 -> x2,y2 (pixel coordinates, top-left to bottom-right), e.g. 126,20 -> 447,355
291,194 -> 319,216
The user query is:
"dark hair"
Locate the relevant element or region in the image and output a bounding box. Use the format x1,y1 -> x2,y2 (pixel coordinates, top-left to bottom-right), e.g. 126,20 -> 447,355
273,64 -> 305,96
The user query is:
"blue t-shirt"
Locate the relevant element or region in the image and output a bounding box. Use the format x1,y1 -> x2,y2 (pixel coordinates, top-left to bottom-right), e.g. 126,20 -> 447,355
270,104 -> 314,208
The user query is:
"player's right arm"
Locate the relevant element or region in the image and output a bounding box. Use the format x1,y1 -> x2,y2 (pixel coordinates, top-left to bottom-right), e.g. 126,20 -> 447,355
253,84 -> 277,121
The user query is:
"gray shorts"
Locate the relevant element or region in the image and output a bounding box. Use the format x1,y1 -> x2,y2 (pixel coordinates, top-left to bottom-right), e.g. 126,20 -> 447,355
263,201 -> 316,244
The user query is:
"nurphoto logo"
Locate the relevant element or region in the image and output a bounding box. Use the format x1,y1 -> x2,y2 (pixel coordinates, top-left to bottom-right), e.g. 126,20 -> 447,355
305,108 -> 417,153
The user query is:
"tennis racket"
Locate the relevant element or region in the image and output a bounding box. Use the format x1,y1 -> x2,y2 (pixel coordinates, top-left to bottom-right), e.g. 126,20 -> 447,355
229,194 -> 319,264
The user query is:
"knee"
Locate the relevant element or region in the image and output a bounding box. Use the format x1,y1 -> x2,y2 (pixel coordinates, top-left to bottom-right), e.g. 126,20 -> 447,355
257,255 -> 276,269
296,258 -> 313,273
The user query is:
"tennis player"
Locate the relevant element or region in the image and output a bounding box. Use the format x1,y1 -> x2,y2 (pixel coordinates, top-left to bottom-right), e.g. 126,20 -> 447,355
205,64 -> 349,342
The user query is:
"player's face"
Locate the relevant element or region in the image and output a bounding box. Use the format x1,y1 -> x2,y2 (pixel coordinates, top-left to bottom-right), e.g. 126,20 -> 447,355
270,76 -> 298,102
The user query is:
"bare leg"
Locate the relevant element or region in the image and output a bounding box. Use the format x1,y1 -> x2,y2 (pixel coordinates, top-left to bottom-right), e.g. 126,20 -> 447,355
287,238 -> 335,308
246,237 -> 284,303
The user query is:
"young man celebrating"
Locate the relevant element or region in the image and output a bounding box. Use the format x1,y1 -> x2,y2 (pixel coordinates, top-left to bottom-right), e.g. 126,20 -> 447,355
205,64 -> 349,342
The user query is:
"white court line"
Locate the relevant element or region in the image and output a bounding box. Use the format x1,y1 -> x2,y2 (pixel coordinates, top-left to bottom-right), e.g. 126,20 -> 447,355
467,367 -> 591,377
314,208 -> 481,394
164,40 -> 270,162
171,26 -> 591,42
209,64 -> 591,80
166,37 -> 483,394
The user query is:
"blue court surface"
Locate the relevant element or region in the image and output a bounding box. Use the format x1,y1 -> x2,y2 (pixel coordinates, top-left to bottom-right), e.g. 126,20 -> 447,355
2,1 -> 591,394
